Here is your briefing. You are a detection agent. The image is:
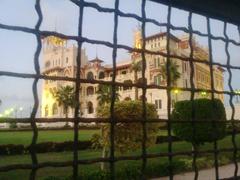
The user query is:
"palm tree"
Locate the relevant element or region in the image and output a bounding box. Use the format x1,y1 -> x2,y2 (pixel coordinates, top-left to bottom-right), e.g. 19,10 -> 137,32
161,59 -> 180,86
161,60 -> 181,102
96,84 -> 120,170
52,85 -> 76,118
96,84 -> 120,106
131,60 -> 142,100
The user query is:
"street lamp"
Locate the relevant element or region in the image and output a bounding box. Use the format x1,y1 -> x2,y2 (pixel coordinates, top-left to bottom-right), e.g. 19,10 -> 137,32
173,89 -> 179,94
200,91 -> 207,97
173,89 -> 180,102
235,89 -> 240,103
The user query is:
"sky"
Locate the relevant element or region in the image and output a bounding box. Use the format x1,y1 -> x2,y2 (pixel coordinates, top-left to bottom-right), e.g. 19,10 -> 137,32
0,0 -> 240,117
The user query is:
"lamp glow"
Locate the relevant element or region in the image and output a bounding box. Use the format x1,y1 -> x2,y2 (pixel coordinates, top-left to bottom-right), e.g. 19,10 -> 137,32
201,91 -> 207,96
174,89 -> 179,94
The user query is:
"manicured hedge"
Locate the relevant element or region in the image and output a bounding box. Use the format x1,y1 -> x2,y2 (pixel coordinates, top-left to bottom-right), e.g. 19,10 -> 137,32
0,135 -> 182,155
171,98 -> 227,146
156,135 -> 181,143
0,141 -> 92,155
0,144 -> 24,155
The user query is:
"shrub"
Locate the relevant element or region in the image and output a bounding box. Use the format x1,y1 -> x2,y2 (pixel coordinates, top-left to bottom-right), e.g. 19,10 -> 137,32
155,135 -> 181,144
90,133 -> 103,150
0,145 -> 9,155
9,122 -> 17,129
35,142 -> 55,153
7,144 -> 25,155
97,100 -> 159,153
0,144 -> 25,155
79,170 -> 110,180
171,98 -> 227,146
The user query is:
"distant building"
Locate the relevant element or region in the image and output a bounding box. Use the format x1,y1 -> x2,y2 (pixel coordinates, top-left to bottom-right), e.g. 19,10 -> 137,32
41,30 -> 224,120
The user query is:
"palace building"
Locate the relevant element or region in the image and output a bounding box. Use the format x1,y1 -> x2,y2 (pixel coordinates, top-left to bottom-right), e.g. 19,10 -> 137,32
41,30 -> 224,120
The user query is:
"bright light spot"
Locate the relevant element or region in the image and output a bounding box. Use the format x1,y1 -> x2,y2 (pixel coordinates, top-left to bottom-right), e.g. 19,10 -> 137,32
201,91 -> 207,96
235,90 -> 240,95
19,107 -> 23,111
0,114 -> 3,118
4,110 -> 10,115
174,89 -> 179,94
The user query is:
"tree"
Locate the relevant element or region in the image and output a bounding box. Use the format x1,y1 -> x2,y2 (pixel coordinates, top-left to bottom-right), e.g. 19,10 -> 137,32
96,84 -> 120,106
171,98 -> 226,147
52,85 -> 76,118
97,100 -> 159,169
161,59 -> 180,86
131,60 -> 142,100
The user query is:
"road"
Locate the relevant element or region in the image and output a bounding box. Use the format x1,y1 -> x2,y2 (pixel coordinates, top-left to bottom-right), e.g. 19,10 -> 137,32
152,163 -> 240,180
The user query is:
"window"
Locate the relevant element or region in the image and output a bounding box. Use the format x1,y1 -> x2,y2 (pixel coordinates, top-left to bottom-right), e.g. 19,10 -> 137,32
99,72 -> 105,79
45,105 -> 49,117
124,97 -> 131,101
123,80 -> 133,90
121,70 -> 127,75
137,78 -> 147,84
52,103 -> 58,115
154,75 -> 162,85
155,99 -> 162,109
87,71 -> 94,80
87,86 -> 94,96
154,57 -> 161,68
87,101 -> 94,114
45,61 -> 50,68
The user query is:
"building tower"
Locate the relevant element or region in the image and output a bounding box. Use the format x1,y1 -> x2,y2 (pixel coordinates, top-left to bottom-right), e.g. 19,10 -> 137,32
41,36 -> 88,118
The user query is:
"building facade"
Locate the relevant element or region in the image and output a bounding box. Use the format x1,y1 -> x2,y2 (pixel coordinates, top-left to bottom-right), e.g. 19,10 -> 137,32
41,31 -> 224,119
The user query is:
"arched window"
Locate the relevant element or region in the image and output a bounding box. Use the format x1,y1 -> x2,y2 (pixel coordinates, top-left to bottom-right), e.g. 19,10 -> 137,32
87,71 -> 94,80
99,72 -> 105,79
124,97 -> 131,101
137,78 -> 147,84
123,80 -> 133,90
87,102 -> 94,114
52,103 -> 58,115
139,95 -> 147,101
45,105 -> 49,117
87,86 -> 94,96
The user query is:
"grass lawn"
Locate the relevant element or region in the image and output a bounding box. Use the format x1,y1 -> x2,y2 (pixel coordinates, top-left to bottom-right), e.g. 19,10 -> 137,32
0,129 -> 167,145
0,134 -> 239,179
0,129 -> 100,145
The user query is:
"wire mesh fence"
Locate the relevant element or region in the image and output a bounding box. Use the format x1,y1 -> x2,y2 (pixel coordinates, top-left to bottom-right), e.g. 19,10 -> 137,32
0,0 -> 240,179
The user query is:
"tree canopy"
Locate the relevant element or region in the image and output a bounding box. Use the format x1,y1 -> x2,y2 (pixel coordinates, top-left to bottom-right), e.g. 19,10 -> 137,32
171,98 -> 227,146
161,60 -> 180,86
96,84 -> 120,106
97,100 -> 159,153
52,85 -> 76,117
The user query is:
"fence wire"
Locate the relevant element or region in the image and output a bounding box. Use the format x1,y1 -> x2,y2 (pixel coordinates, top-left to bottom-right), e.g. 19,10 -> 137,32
0,0 -> 240,180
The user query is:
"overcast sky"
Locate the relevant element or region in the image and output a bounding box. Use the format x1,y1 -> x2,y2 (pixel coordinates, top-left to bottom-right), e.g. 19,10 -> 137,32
0,0 -> 240,117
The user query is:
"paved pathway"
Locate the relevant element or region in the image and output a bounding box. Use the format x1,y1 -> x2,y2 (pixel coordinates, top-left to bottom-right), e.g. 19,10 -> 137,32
152,163 -> 240,180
